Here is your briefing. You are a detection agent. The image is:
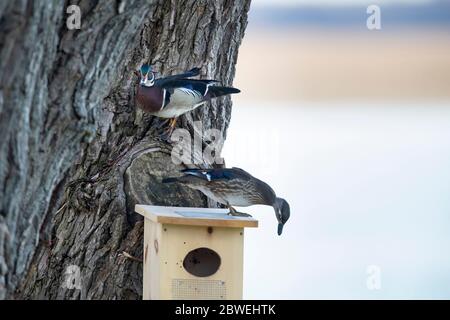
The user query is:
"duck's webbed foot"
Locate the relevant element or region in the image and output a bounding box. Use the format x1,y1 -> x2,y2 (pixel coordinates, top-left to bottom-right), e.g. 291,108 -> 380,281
227,206 -> 253,217
168,117 -> 178,131
159,118 -> 177,142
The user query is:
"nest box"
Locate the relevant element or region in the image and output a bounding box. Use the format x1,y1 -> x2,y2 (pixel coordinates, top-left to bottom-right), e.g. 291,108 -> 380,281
135,205 -> 258,300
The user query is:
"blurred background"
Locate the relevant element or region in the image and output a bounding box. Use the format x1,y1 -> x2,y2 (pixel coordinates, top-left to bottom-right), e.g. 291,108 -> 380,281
222,0 -> 450,299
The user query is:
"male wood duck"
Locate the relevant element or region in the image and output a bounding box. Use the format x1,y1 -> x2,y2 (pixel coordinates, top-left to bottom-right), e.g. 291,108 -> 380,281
163,167 -> 291,235
136,64 -> 240,134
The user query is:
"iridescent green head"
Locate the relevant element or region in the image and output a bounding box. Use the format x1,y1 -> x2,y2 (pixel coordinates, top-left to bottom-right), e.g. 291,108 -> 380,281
139,64 -> 155,87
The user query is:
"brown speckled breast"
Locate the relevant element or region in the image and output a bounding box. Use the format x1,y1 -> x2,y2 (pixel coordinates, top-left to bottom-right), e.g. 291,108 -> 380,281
136,85 -> 164,113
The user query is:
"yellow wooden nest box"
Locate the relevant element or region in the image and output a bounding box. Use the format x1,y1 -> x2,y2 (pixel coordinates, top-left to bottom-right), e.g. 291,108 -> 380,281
135,205 -> 258,300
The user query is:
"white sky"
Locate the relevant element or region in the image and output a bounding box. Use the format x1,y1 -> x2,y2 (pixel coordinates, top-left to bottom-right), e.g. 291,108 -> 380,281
253,0 -> 435,7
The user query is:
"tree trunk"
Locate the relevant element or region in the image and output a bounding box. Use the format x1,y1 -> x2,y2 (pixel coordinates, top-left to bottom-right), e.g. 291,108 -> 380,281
0,0 -> 250,299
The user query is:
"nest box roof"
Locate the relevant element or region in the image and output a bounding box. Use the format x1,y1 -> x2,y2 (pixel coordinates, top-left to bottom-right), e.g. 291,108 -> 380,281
135,205 -> 258,228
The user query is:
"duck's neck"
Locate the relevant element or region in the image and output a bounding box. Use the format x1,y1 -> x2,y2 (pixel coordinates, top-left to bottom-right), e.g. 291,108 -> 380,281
140,80 -> 154,87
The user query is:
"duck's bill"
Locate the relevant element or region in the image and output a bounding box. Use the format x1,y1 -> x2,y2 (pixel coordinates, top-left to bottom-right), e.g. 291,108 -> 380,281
277,223 -> 284,236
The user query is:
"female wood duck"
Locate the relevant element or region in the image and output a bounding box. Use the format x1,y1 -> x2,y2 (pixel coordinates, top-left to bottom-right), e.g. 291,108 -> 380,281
136,64 -> 240,134
163,167 -> 291,235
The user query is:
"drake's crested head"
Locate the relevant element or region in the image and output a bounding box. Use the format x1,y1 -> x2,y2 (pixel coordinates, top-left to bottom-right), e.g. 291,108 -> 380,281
140,64 -> 151,76
273,197 -> 290,236
139,64 -> 155,87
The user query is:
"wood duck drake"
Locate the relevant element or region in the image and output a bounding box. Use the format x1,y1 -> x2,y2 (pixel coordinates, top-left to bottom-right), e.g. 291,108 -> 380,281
136,64 -> 240,134
163,167 -> 291,235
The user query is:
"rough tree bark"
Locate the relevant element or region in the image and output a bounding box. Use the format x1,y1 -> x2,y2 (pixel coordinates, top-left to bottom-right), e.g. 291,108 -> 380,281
0,0 -> 250,299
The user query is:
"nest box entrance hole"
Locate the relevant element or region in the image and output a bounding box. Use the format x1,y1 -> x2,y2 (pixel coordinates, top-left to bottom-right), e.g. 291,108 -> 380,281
183,247 -> 221,277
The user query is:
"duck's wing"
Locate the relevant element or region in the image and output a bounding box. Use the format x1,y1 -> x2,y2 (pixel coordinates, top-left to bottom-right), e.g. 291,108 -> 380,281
158,79 -> 219,96
181,168 -> 252,182
155,68 -> 201,85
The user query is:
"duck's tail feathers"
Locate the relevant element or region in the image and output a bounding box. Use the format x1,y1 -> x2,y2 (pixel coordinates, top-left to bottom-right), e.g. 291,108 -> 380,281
207,86 -> 240,99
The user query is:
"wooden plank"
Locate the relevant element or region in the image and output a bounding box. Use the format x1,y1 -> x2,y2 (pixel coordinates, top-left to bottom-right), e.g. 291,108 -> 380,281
143,219 -> 163,300
135,205 -> 258,228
